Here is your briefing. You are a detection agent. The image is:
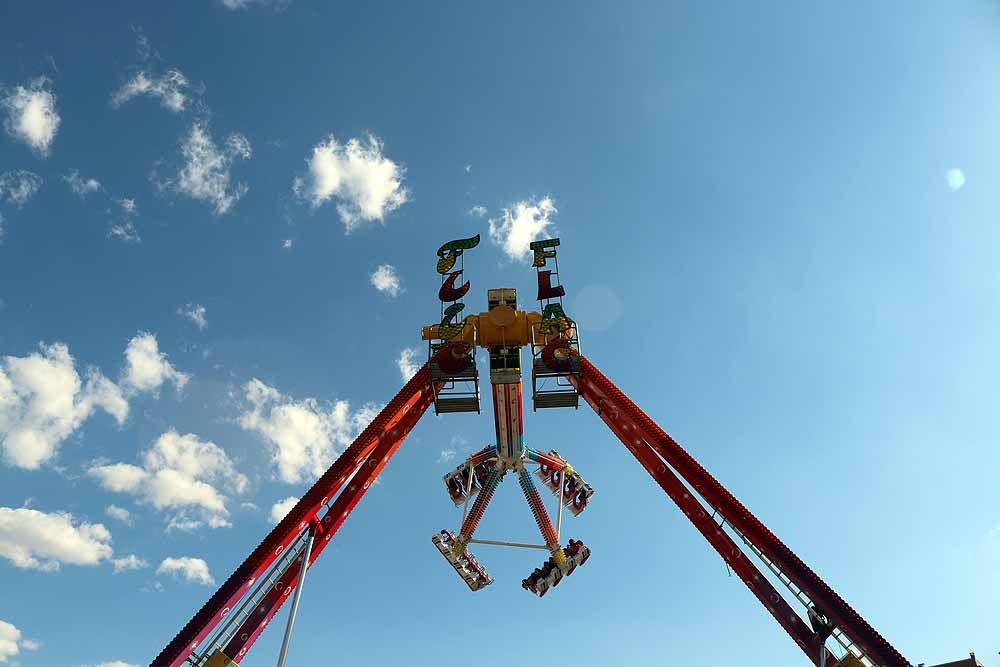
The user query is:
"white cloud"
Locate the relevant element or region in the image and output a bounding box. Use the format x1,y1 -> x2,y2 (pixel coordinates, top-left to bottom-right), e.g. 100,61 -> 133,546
438,449 -> 456,463
177,303 -> 207,330
112,70 -> 190,113
105,505 -> 132,525
946,168 -> 965,191
281,238 -> 293,249
488,197 -> 557,262
0,621 -> 18,663
1,77 -> 60,156
88,430 -> 247,531
396,348 -> 420,382
121,332 -> 189,395
0,343 -> 127,469
370,264 -> 402,297
170,122 -> 251,215
117,198 -> 137,215
111,554 -> 149,573
469,205 -> 487,217
239,378 -> 379,484
0,621 -> 35,663
464,164 -> 472,173
0,171 -> 42,208
157,556 -> 214,585
293,134 -> 408,232
0,507 -> 113,571
221,0 -> 280,8
64,170 -> 102,197
109,222 -> 141,243
269,496 -> 298,524
109,198 -> 140,243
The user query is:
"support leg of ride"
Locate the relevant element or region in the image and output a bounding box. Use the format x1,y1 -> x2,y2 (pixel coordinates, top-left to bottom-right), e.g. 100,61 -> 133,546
275,527 -> 316,667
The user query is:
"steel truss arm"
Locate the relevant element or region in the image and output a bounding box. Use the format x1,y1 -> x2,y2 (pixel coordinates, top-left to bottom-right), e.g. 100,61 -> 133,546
570,355 -> 909,667
151,366 -> 437,667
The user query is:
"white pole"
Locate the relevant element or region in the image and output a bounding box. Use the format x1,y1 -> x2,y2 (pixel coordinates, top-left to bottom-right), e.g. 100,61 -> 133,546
555,468 -> 565,540
275,529 -> 315,667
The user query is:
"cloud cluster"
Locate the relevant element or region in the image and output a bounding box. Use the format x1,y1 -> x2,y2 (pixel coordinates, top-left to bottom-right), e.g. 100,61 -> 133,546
168,122 -> 251,215
64,170 -> 103,198
156,556 -> 214,585
0,620 -> 39,663
239,378 -> 379,484
177,303 -> 208,330
396,348 -> 420,382
121,333 -> 189,395
0,507 -> 113,571
88,430 -> 247,531
370,264 -> 402,297
0,343 -> 127,469
0,170 -> 42,208
1,77 -> 60,156
488,197 -> 557,262
293,134 -> 408,232
112,70 -> 190,113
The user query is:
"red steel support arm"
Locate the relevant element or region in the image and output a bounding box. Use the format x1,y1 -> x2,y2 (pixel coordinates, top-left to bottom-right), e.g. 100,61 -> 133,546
151,366 -> 436,667
217,387 -> 435,662
571,355 -> 909,667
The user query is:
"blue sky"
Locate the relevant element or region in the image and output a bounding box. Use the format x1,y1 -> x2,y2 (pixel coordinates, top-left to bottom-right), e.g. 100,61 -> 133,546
0,2 -> 998,666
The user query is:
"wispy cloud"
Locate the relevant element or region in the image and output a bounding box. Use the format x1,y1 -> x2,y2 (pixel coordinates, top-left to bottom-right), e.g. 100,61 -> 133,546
64,170 -> 103,198
0,171 -> 42,208
370,264 -> 402,297
112,70 -> 190,113
165,122 -> 251,215
109,197 -> 140,243
177,303 -> 208,330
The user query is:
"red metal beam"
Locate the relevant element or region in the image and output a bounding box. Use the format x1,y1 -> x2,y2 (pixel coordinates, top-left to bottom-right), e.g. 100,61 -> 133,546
577,378 -> 835,666
219,388 -> 435,662
571,355 -> 909,667
151,366 -> 436,667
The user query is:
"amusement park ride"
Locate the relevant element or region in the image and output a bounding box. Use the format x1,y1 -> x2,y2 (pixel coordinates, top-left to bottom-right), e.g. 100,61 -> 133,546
150,235 -> 978,667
